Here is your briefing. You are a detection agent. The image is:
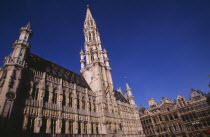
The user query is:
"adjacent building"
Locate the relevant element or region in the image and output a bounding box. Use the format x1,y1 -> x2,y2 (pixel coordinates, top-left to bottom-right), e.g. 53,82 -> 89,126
0,6 -> 144,137
139,89 -> 210,137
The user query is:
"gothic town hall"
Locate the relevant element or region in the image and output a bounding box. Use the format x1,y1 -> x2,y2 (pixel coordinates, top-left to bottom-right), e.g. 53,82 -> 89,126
0,6 -> 145,137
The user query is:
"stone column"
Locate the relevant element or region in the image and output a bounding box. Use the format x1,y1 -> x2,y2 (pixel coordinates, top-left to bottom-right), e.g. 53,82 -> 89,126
81,121 -> 84,134
49,92 -> 53,103
91,101 -> 94,112
56,119 -> 62,134
65,93 -> 69,106
22,115 -> 28,131
34,117 -> 42,133
69,120 -> 74,134
93,123 -> 96,134
87,122 -> 91,134
65,120 -> 69,134
79,98 -> 82,110
29,82 -> 34,99
46,118 -> 51,133
38,80 -> 45,101
73,121 -> 78,134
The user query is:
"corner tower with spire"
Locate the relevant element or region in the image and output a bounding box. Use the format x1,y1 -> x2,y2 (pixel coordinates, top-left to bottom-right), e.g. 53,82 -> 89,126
0,22 -> 32,120
81,6 -> 113,94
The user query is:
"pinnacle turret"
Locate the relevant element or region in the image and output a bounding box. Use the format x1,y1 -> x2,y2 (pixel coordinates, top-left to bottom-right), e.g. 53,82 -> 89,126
126,83 -> 131,90
26,22 -> 31,29
125,83 -> 135,105
80,49 -> 84,55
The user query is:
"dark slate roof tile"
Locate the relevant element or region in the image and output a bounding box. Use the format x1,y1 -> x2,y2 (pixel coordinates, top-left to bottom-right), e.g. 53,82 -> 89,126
26,53 -> 90,89
114,90 -> 129,104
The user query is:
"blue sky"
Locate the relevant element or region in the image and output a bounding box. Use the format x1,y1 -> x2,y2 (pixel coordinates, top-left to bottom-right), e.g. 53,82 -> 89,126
0,0 -> 210,108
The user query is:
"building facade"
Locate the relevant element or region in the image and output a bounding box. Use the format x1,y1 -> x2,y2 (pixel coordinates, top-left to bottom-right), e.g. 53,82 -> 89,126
0,6 -> 144,137
139,89 -> 210,137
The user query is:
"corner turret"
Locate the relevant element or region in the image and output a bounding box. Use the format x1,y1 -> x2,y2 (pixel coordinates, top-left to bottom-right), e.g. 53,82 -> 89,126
126,83 -> 135,105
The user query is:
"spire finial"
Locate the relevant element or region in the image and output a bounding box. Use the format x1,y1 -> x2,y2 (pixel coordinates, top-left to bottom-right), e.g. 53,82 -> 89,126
126,83 -> 130,89
26,21 -> 30,29
86,5 -> 93,19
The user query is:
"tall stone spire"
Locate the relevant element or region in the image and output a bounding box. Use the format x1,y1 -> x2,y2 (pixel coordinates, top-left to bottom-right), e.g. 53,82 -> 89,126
81,6 -> 113,94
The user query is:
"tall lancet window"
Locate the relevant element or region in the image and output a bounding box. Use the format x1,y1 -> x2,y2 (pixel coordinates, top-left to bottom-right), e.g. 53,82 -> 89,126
26,116 -> 35,133
40,118 -> 47,134
90,20 -> 93,26
96,124 -> 99,134
69,93 -> 73,107
77,95 -> 80,109
93,32 -> 95,41
52,89 -> 57,104
62,90 -> 66,106
32,85 -> 39,100
89,98 -> 91,112
91,54 -> 94,62
61,120 -> 65,134
43,85 -> 49,103
78,121 -> 81,134
89,32 -> 91,41
82,96 -> 85,110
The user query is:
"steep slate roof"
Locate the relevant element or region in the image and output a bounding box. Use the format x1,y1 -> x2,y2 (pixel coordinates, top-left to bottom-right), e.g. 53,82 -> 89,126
114,90 -> 130,104
26,53 -> 90,89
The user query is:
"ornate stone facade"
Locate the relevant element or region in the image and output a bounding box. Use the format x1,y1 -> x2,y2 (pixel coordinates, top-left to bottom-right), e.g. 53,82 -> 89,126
0,6 -> 144,137
139,89 -> 210,137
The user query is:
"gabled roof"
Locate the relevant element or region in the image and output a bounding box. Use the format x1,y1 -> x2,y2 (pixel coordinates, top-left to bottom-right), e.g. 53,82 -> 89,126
114,90 -> 130,104
26,53 -> 90,89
